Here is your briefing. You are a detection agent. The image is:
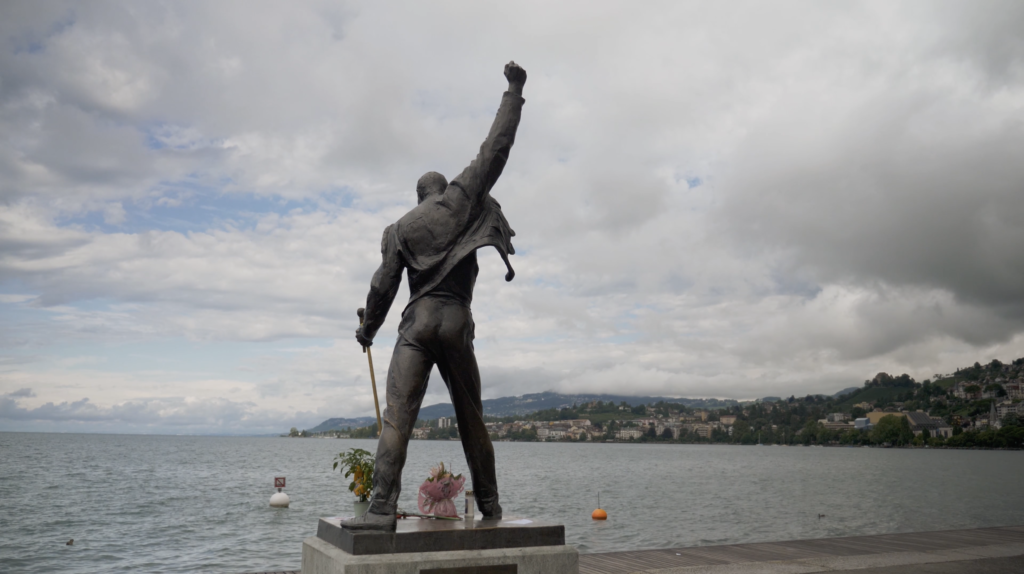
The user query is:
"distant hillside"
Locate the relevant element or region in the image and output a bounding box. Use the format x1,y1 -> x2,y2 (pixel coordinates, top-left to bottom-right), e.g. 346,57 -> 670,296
299,356 -> 1024,439
307,388 -> 867,432
308,416 -> 377,433
305,393 -> 740,433
833,387 -> 908,410
831,372 -> 923,410
412,391 -> 741,420
304,377 -> 972,433
833,387 -> 860,398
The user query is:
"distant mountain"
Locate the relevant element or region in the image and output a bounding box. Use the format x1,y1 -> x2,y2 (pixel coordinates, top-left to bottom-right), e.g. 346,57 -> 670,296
308,417 -> 377,433
759,387 -> 858,404
832,386 -> 860,398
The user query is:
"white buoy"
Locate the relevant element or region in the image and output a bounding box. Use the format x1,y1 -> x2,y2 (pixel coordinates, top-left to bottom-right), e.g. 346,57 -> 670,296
270,491 -> 290,508
270,476 -> 290,507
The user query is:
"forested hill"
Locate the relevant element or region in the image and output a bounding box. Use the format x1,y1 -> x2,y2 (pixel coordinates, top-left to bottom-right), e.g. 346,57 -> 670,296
416,391 -> 741,419
308,392 -> 742,431
308,389 -> 859,432
303,356 -> 1023,437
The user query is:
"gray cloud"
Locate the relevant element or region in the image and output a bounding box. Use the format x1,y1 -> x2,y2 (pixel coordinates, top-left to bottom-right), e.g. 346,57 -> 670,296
5,387 -> 35,398
715,17 -> 1024,327
1,2 -> 1023,432
0,392 -> 322,434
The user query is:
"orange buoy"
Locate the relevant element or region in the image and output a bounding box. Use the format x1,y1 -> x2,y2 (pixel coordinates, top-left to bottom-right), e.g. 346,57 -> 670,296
592,491 -> 608,520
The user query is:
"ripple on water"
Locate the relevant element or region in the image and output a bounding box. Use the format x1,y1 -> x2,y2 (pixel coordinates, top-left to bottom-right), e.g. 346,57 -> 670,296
2,434 -> 1023,573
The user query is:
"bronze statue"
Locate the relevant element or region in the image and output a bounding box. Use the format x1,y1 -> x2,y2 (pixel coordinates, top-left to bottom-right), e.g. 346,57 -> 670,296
343,61 -> 527,531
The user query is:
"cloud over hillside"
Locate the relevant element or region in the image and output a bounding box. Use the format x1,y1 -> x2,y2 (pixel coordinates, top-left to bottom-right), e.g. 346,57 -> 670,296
1,1 -> 1023,433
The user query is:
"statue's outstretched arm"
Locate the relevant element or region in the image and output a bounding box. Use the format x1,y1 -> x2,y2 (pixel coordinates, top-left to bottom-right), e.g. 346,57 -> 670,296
447,61 -> 527,205
356,226 -> 402,347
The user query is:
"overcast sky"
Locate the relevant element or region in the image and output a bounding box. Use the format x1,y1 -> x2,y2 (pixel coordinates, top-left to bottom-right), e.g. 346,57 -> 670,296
2,1 -> 1023,435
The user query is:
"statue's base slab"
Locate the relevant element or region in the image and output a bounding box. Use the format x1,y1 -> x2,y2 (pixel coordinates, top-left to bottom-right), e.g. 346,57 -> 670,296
315,517 -> 566,555
302,516 -> 578,574
302,535 -> 578,574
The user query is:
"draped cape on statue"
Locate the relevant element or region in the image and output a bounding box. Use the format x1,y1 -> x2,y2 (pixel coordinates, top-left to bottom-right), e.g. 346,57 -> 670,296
386,191 -> 516,309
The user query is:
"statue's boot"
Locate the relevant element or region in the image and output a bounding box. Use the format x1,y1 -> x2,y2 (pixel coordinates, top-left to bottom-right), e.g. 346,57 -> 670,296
340,511 -> 396,531
480,500 -> 503,521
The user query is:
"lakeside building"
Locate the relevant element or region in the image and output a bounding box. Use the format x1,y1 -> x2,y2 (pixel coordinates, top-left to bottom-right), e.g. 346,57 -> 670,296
821,420 -> 855,431
687,423 -> 716,438
996,401 -> 1023,420
953,382 -> 983,401
1006,382 -> 1024,400
484,422 -> 506,437
568,426 -> 589,440
866,411 -> 907,425
905,411 -> 952,437
952,378 -> 1024,401
664,424 -> 686,439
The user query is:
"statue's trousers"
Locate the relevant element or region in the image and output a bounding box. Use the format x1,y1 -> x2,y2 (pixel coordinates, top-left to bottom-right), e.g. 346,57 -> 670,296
367,295 -> 500,516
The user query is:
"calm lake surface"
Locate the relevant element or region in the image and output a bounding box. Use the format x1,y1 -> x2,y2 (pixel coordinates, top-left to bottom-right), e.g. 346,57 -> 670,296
2,432 -> 1023,573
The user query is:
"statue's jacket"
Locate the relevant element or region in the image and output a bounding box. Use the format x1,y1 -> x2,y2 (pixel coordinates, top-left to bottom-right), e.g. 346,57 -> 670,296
361,91 -> 525,342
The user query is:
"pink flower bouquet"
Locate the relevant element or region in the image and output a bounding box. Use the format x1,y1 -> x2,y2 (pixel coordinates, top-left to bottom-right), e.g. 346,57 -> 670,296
417,462 -> 466,518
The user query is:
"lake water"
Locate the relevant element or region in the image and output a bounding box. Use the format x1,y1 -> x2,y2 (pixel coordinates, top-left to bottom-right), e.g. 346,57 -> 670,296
2,432 -> 1023,573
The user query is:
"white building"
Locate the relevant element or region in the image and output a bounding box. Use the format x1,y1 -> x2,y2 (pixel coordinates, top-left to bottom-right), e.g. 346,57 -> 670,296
1005,382 -> 1024,400
615,428 -> 643,440
996,401 -> 1022,420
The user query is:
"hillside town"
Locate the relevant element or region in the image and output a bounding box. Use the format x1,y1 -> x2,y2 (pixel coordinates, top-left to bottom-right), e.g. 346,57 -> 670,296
299,357 -> 1024,449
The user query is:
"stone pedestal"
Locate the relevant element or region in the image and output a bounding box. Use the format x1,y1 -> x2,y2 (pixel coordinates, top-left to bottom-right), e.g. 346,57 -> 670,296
301,517 -> 579,574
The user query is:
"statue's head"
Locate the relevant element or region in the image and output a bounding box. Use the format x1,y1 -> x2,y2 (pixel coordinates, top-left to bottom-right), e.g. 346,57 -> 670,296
416,171 -> 447,204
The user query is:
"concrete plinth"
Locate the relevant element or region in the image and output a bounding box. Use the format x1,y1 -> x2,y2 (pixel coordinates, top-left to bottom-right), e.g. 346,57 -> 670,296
316,517 -> 566,556
302,535 -> 579,574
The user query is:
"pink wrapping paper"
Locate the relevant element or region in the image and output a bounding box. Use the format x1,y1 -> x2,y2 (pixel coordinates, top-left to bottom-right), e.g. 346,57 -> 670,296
417,474 -> 466,517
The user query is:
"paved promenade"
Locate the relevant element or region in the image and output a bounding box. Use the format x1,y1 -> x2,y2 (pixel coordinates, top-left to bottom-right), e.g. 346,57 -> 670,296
579,525 -> 1024,573
240,524 -> 1024,573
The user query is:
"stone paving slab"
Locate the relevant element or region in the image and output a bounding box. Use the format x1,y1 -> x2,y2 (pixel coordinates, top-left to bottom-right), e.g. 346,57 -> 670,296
580,525 -> 1024,574
615,543 -> 1024,574
833,555 -> 1024,573
237,525 -> 1024,574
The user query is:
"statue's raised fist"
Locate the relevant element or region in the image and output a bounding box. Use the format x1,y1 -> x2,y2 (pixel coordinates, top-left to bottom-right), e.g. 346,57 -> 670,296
504,61 -> 527,86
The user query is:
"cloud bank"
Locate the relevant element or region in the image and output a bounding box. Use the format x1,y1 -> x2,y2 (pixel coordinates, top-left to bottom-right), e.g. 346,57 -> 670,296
1,1 -> 1023,433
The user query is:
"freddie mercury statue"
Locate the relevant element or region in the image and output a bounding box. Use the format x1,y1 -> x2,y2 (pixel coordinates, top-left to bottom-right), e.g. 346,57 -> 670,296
344,61 -> 527,531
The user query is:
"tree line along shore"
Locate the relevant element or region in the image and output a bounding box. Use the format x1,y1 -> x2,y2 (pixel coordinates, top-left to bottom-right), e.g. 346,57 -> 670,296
290,356 -> 1024,449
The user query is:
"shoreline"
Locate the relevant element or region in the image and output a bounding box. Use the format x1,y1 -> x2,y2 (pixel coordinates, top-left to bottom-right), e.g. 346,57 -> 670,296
286,433 -> 1024,451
